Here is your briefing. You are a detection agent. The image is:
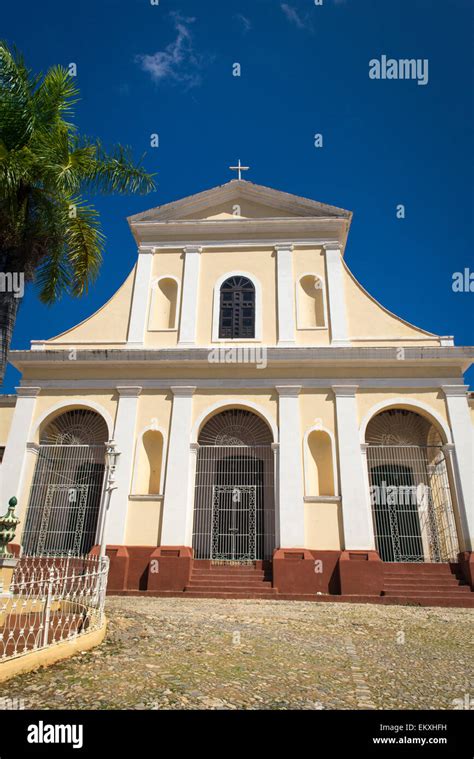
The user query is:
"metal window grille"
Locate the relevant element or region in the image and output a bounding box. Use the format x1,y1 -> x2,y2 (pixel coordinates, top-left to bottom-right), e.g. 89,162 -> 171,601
219,276 -> 255,339
193,445 -> 275,562
22,445 -> 106,557
367,445 -> 459,563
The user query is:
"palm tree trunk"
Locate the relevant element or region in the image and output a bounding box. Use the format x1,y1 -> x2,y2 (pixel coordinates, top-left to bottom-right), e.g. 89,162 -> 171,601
0,251 -> 22,386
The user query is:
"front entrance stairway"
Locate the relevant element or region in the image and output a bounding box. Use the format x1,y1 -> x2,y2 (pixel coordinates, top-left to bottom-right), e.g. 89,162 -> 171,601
381,563 -> 474,607
184,561 -> 277,599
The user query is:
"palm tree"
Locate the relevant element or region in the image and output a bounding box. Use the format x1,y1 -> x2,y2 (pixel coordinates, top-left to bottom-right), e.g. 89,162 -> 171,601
0,42 -> 156,383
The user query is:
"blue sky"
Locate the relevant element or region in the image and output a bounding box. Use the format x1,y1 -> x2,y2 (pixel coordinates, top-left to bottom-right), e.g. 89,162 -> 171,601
2,0 -> 473,390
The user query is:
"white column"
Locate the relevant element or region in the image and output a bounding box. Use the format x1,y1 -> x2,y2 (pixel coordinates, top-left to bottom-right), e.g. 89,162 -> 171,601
333,385 -> 375,550
276,386 -> 305,546
275,244 -> 296,346
0,387 -> 40,515
323,243 -> 350,346
178,246 -> 202,346
442,385 -> 474,550
105,386 -> 141,545
161,387 -> 196,545
127,248 -> 153,346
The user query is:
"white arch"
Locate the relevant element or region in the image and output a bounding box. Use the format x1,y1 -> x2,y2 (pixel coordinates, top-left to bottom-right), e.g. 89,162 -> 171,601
296,272 -> 328,330
131,423 -> 168,494
191,399 -> 278,444
211,270 -> 263,342
303,424 -> 339,496
31,399 -> 114,443
359,397 -> 452,444
148,275 -> 181,331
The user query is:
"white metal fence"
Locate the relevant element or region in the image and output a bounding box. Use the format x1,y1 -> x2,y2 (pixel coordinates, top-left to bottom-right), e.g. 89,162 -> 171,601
0,554 -> 109,662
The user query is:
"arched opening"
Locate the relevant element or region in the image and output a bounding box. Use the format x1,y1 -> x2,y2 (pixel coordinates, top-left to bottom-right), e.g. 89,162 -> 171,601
134,430 -> 164,495
297,275 -> 326,329
306,430 -> 335,496
149,277 -> 178,330
22,409 -> 108,556
365,409 -> 459,563
218,276 -> 255,339
192,409 -> 275,562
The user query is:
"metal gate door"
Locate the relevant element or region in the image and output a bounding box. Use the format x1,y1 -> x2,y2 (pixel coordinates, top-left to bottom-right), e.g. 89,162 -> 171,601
367,445 -> 459,562
22,445 -> 106,556
192,445 -> 275,561
212,485 -> 256,561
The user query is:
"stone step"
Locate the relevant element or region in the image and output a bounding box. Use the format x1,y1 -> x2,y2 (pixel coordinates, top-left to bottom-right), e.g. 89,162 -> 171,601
383,577 -> 465,587
190,569 -> 268,577
383,563 -> 455,574
183,590 -> 278,599
383,585 -> 470,594
189,576 -> 272,588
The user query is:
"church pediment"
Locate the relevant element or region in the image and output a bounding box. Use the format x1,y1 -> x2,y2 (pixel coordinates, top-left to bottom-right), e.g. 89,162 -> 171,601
127,179 -> 352,225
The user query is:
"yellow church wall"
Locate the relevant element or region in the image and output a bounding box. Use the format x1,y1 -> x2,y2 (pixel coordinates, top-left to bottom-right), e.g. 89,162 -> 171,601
293,248 -> 331,346
125,499 -> 163,546
191,390 -> 278,437
197,248 -> 278,345
343,260 -> 441,345
46,268 -> 135,346
304,501 -> 343,550
0,404 -> 15,445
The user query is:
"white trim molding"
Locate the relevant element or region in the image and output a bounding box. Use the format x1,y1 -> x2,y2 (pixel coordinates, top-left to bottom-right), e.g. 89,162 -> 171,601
211,270 -> 263,342
275,244 -> 296,346
127,248 -> 154,347
0,387 -> 40,514
105,386 -> 142,545
358,396 -> 453,445
191,398 -> 278,444
178,246 -> 202,346
276,385 -> 305,546
441,385 -> 473,550
161,386 -> 196,545
332,385 -> 375,550
30,398 -> 114,444
323,243 -> 350,346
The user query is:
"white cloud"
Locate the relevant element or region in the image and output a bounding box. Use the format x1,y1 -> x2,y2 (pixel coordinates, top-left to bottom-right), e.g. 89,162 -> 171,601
281,3 -> 306,29
136,13 -> 203,88
234,13 -> 252,33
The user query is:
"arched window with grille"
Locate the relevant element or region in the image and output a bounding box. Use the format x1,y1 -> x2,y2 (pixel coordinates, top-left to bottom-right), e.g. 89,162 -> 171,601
218,276 -> 256,339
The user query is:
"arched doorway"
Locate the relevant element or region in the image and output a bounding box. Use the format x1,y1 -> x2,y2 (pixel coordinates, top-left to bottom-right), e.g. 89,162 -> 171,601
192,409 -> 275,562
365,409 -> 460,563
22,409 -> 108,556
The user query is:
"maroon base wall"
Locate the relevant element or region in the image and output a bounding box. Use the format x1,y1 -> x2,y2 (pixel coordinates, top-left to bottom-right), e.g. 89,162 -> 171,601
338,550 -> 384,596
458,551 -> 474,590
273,549 -> 341,594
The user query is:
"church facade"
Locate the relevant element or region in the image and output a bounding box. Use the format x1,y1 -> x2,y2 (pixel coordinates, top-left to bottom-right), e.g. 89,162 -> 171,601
1,179 -> 473,601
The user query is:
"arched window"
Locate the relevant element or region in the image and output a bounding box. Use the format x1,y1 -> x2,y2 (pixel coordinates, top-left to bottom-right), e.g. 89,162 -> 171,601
219,276 -> 255,339
148,277 -> 179,331
305,430 -> 335,496
297,274 -> 326,329
133,430 -> 164,495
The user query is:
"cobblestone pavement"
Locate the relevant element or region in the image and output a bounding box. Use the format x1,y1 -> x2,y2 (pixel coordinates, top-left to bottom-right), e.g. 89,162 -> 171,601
2,598 -> 472,710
